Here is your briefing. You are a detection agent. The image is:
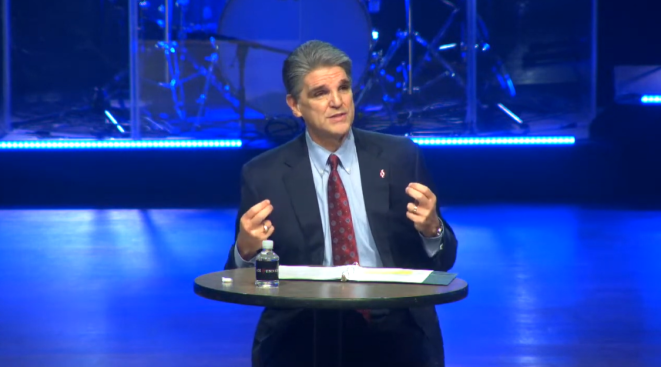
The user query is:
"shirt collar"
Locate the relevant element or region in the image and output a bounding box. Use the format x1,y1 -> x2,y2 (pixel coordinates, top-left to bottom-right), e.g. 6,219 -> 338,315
305,129 -> 356,176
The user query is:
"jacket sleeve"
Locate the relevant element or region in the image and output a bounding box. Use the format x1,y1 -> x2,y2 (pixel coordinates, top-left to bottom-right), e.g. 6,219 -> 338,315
413,142 -> 458,272
224,164 -> 260,270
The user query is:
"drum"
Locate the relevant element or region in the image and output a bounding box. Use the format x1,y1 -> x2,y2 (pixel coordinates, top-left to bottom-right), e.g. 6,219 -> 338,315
216,0 -> 374,117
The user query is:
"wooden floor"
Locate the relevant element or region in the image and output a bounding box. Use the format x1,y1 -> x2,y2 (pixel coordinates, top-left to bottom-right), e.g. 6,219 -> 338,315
0,205 -> 660,366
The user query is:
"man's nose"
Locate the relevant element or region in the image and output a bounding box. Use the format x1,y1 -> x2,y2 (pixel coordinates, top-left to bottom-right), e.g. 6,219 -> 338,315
329,91 -> 342,107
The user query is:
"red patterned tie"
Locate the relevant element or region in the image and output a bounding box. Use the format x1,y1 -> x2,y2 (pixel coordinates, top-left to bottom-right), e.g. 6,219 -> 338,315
327,154 -> 370,322
327,154 -> 359,266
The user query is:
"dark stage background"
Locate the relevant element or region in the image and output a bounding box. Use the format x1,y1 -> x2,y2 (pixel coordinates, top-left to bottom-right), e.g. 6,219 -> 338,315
1,0 -> 660,209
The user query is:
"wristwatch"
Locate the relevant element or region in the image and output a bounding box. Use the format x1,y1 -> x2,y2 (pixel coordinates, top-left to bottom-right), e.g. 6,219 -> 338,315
433,219 -> 443,237
424,217 -> 444,238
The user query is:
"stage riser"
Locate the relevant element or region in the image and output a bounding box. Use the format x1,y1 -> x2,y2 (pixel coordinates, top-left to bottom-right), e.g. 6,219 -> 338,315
0,143 -> 658,208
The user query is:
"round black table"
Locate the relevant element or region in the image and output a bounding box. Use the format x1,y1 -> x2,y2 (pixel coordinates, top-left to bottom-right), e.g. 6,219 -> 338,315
194,268 -> 468,367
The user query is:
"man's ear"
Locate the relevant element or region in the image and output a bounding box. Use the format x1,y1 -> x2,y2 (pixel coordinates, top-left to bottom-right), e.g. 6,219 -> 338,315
286,94 -> 302,118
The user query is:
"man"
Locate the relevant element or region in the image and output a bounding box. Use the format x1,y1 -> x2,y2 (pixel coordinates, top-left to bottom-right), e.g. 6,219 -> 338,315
224,40 -> 458,367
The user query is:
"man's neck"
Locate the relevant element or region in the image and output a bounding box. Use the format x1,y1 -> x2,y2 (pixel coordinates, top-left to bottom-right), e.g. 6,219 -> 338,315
308,130 -> 349,152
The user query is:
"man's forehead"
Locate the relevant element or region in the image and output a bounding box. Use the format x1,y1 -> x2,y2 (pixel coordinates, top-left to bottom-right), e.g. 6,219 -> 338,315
304,67 -> 349,89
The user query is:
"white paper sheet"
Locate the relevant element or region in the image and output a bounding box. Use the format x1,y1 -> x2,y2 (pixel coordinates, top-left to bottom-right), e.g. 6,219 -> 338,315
278,265 -> 433,284
349,267 -> 433,283
279,265 -> 347,281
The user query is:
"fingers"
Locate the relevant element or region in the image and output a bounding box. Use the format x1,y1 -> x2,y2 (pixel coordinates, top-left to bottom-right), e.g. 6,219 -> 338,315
240,200 -> 275,241
406,183 -> 437,209
259,220 -> 275,239
407,183 -> 435,201
261,220 -> 274,235
244,200 -> 271,221
237,209 -> 274,258
407,202 -> 427,218
406,211 -> 424,227
265,223 -> 274,238
250,204 -> 273,227
242,200 -> 273,228
406,186 -> 430,207
406,203 -> 440,236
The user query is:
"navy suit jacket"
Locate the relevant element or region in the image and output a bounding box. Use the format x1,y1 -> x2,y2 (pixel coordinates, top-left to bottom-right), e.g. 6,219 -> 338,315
224,127 -> 458,364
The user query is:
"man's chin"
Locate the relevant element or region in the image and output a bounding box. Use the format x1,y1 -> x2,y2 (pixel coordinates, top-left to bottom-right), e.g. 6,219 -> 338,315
310,122 -> 353,142
330,121 -> 352,135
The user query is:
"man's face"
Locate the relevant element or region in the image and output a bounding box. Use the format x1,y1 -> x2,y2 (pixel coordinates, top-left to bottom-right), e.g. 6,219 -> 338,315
286,66 -> 354,143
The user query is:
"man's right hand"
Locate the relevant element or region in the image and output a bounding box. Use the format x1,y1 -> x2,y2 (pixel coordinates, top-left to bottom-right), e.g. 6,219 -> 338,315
236,199 -> 274,260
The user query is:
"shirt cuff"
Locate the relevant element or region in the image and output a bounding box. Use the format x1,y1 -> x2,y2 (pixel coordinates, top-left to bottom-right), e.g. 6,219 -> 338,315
419,221 -> 444,258
234,242 -> 258,268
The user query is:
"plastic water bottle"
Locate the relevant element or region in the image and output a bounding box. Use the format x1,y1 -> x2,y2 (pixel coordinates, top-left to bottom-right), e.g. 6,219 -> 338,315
255,240 -> 279,288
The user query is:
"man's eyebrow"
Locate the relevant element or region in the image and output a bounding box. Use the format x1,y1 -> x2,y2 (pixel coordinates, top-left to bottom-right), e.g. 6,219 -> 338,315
308,79 -> 351,95
308,85 -> 328,94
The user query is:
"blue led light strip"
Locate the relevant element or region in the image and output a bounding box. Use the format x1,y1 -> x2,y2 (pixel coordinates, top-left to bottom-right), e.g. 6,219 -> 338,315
0,140 -> 243,149
641,95 -> 661,104
0,136 -> 576,150
411,136 -> 575,145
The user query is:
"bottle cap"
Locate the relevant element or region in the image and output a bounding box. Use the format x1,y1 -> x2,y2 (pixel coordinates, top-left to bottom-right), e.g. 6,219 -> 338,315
262,240 -> 273,250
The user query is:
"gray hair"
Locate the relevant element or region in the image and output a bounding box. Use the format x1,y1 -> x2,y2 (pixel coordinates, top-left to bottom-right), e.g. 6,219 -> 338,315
282,40 -> 353,101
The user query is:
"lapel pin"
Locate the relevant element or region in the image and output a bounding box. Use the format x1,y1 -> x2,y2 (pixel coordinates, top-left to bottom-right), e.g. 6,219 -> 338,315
380,169 -> 385,178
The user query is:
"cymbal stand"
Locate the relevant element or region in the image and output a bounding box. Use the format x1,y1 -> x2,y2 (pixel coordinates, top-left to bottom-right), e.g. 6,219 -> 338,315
412,0 -> 522,131
188,37 -> 243,130
412,0 -> 494,93
355,0 -> 465,120
189,38 -> 249,138
153,0 -> 190,124
155,40 -> 187,122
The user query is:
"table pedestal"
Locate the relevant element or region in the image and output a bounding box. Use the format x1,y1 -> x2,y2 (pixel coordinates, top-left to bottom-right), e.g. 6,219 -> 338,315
313,310 -> 345,367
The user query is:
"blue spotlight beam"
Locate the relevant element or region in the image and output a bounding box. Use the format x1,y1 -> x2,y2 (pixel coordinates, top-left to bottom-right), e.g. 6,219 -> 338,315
0,140 -> 243,150
411,136 -> 575,146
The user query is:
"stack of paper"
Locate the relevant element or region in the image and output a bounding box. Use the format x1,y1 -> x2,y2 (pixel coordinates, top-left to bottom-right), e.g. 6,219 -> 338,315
278,265 -> 457,286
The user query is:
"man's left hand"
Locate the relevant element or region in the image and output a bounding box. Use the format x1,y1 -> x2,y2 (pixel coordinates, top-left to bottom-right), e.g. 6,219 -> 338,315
405,183 -> 441,237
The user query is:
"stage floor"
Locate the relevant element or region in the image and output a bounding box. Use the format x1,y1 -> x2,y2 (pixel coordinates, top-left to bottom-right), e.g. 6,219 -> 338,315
1,205 -> 660,366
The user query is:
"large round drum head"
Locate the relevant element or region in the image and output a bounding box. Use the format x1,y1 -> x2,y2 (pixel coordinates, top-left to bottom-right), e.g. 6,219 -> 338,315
217,0 -> 372,117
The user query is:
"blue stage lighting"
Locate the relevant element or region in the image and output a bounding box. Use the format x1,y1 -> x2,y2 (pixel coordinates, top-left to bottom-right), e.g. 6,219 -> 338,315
641,95 -> 661,104
0,136 -> 577,150
497,103 -> 523,124
0,140 -> 243,150
410,136 -> 575,146
438,43 -> 457,51
104,110 -> 125,133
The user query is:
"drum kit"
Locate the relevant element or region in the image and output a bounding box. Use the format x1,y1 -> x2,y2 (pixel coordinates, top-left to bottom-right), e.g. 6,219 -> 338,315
137,0 -> 520,141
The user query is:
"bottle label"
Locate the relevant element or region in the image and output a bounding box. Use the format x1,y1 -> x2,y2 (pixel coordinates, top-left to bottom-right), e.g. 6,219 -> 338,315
256,260 -> 279,281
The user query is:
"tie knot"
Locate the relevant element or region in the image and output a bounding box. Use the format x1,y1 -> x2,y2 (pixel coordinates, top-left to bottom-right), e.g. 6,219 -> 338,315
328,154 -> 341,171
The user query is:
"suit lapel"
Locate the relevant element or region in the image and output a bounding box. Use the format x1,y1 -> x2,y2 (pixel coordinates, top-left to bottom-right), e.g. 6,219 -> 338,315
282,134 -> 326,265
353,129 -> 395,267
